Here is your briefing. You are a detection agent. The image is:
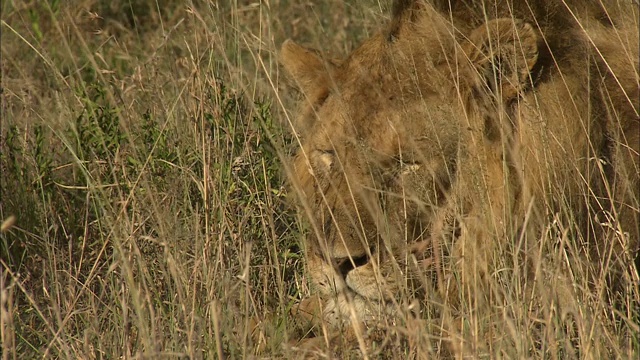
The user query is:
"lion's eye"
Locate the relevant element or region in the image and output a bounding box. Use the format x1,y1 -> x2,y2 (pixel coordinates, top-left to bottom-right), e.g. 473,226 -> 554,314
399,162 -> 422,176
315,149 -> 336,172
391,157 -> 422,177
382,160 -> 422,190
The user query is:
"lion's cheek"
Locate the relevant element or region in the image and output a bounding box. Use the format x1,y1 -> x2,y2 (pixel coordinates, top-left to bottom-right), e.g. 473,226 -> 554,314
307,254 -> 348,296
346,263 -> 398,301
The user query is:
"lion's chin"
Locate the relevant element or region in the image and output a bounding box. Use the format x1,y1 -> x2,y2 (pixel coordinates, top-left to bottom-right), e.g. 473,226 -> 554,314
315,285 -> 396,328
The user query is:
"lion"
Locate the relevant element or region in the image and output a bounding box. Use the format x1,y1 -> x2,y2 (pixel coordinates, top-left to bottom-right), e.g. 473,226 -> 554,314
280,0 -> 638,354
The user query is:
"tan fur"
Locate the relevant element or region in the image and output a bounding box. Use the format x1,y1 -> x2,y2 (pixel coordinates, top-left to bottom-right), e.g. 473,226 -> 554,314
280,0 -> 639,347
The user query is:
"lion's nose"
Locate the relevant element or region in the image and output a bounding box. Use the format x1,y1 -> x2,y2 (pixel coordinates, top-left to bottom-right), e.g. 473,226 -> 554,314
335,254 -> 369,278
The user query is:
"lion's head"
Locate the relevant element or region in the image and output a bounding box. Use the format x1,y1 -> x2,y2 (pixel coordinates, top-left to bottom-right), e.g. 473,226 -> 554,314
280,0 -> 639,334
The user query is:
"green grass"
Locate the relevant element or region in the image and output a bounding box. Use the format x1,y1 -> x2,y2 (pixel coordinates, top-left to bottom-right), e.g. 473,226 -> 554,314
1,1 -> 638,359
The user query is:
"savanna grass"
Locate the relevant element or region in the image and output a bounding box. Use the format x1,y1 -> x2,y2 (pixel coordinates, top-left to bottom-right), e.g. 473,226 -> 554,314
1,1 -> 638,359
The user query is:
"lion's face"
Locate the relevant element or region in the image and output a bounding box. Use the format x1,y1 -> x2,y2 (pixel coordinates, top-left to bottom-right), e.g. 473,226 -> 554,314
281,7 -> 493,319
287,63 -> 459,305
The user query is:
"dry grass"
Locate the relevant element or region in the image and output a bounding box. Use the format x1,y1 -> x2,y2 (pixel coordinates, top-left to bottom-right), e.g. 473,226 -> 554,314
0,1 -> 638,359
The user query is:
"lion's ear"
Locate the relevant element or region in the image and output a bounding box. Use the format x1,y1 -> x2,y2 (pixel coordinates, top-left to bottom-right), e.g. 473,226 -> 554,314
280,39 -> 337,97
463,19 -> 540,101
